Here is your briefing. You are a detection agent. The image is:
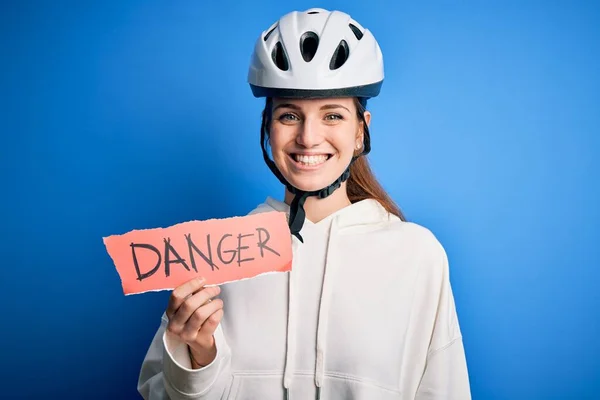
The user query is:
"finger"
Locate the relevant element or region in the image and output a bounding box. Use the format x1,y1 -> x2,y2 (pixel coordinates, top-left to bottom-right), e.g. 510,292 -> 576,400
168,286 -> 221,334
166,277 -> 206,320
198,308 -> 224,339
180,299 -> 224,343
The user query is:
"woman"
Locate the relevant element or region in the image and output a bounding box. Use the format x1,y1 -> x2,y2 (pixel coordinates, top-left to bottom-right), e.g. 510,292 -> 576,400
138,8 -> 471,400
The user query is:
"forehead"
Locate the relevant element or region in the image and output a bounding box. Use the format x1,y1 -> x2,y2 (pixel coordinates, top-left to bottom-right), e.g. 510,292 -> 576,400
272,97 -> 355,109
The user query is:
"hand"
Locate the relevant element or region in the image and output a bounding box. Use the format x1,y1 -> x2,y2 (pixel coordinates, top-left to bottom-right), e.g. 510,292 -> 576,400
166,277 -> 224,367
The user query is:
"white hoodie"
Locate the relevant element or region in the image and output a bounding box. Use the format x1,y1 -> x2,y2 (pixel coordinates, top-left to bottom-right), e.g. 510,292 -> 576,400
138,197 -> 471,399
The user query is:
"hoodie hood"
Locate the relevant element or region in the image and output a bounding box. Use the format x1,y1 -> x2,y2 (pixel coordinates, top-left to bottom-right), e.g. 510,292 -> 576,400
261,196 -> 397,232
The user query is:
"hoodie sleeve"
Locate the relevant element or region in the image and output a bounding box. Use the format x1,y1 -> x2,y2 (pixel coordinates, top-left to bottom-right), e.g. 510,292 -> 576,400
415,243 -> 471,400
138,313 -> 233,399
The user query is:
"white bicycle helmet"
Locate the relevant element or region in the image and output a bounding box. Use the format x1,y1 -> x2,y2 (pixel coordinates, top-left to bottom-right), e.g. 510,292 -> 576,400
247,8 -> 385,242
248,8 -> 384,98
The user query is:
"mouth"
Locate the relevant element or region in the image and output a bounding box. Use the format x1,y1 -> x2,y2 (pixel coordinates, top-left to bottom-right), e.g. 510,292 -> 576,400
287,153 -> 333,170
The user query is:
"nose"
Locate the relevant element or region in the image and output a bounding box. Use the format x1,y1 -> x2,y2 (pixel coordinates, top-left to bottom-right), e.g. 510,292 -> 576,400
295,117 -> 323,148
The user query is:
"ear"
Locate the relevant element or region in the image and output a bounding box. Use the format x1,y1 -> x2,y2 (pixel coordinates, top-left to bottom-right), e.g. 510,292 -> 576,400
356,110 -> 371,146
363,110 -> 371,127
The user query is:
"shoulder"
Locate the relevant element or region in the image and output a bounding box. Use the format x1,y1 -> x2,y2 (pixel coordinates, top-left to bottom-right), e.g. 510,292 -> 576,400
383,218 -> 450,269
394,220 -> 445,251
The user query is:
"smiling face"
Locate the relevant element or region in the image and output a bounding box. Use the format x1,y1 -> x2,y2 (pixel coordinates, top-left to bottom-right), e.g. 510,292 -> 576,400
268,97 -> 370,193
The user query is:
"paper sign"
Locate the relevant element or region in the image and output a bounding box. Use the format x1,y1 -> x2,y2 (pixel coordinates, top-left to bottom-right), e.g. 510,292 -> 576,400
103,211 -> 292,295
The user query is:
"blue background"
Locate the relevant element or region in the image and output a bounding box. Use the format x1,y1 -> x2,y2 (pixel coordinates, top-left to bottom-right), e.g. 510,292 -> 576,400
1,1 -> 599,399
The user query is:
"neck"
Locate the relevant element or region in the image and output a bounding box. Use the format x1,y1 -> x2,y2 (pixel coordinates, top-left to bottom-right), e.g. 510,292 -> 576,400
284,182 -> 352,224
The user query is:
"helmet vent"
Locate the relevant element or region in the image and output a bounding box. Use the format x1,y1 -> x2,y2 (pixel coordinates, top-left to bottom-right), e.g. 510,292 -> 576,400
329,40 -> 349,70
272,42 -> 290,71
264,25 -> 277,42
307,11 -> 319,14
349,23 -> 363,40
300,32 -> 319,62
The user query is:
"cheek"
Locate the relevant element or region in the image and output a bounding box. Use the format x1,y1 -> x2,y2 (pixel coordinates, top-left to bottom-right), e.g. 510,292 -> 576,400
268,129 -> 289,159
332,133 -> 358,158
268,129 -> 282,151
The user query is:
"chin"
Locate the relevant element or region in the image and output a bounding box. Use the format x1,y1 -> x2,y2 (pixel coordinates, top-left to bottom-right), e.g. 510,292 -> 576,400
282,171 -> 342,193
287,179 -> 327,192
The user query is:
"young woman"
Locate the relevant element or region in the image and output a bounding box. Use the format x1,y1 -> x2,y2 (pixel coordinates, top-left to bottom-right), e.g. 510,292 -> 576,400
138,8 -> 471,400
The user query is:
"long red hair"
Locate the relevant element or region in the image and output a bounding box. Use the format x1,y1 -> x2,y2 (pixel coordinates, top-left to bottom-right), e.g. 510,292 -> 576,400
347,98 -> 405,220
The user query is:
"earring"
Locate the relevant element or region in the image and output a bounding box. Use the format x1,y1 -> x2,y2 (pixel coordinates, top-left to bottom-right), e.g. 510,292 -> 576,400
356,133 -> 363,150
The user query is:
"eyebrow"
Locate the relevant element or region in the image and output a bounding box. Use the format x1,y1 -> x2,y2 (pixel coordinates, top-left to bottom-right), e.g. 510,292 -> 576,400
273,103 -> 351,113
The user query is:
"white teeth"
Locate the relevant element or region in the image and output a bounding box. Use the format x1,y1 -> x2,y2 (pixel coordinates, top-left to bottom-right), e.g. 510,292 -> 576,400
294,154 -> 328,165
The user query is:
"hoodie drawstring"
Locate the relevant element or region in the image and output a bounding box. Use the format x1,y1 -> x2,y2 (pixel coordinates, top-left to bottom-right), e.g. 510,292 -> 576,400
283,239 -> 298,398
283,217 -> 338,399
314,216 -> 338,399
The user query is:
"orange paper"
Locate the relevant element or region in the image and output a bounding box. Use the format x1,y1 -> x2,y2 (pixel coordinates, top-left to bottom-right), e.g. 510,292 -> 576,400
103,211 -> 292,295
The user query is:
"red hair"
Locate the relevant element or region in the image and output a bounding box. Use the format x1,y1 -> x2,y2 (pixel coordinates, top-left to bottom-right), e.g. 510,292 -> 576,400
347,98 -> 405,220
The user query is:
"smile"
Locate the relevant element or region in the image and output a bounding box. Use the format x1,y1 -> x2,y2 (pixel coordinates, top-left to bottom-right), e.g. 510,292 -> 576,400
288,153 -> 333,170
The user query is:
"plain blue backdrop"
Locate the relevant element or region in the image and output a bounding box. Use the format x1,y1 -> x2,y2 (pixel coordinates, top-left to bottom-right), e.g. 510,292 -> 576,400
1,1 -> 599,399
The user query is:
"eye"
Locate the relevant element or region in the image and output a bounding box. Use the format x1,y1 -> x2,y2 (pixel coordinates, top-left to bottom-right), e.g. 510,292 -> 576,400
325,113 -> 343,121
278,113 -> 299,122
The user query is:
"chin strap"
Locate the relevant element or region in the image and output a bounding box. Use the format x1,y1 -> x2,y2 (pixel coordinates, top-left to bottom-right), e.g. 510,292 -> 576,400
286,166 -> 352,242
270,160 -> 353,243
288,191 -> 310,242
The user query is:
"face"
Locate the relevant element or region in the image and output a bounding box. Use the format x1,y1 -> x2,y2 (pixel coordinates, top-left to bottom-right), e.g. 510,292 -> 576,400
269,97 -> 371,192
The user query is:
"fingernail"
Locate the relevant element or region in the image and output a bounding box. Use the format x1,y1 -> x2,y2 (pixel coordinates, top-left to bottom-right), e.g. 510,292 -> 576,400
197,277 -> 205,283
